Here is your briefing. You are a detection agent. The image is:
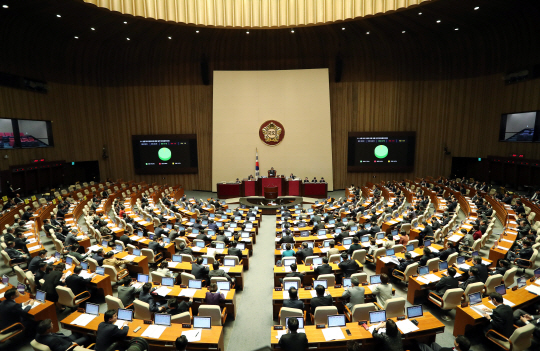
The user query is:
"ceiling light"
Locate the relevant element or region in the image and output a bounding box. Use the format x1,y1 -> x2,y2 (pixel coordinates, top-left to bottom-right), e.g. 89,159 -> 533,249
246,31 -> 249,34
2,5 -> 8,8
74,36 -> 79,39
126,38 -> 130,41
168,36 -> 172,39
455,28 -> 459,31
56,14 -> 61,18
474,7 -> 479,10
418,12 -> 422,15
436,20 -> 441,23
123,21 -> 127,24
291,29 -> 294,33
366,31 -> 370,35
342,27 -> 345,30
91,27 -> 95,30
402,30 -> 406,33
195,30 -> 199,33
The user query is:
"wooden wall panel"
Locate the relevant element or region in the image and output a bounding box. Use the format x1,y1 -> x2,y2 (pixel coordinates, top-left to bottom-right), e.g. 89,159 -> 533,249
0,0 -> 539,191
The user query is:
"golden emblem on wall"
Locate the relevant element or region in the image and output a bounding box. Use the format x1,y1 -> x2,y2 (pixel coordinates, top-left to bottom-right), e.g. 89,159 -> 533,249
259,120 -> 285,146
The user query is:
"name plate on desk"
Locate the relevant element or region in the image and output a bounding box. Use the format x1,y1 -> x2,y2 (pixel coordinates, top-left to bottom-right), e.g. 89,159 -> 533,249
334,284 -> 342,288
144,320 -> 153,324
316,324 -> 326,329
275,287 -> 282,291
182,323 -> 191,328
274,325 -> 284,330
304,286 -> 312,290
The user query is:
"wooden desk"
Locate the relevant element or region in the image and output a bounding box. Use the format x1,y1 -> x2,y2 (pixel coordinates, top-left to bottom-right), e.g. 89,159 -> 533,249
61,311 -> 224,351
115,251 -> 150,275
273,262 -> 363,287
168,262 -> 245,290
270,312 -> 444,350
194,248 -> 250,270
374,244 -> 444,274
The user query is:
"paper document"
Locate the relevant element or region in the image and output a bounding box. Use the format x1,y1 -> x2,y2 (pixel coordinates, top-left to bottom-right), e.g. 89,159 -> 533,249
322,327 -> 346,341
448,235 -> 462,242
320,248 -> 330,253
396,319 -> 419,334
416,277 -> 430,285
496,246 -> 510,251
424,274 -> 441,283
221,267 -> 231,273
501,239 -> 513,243
368,326 -> 386,334
502,298 -> 516,307
79,271 -> 93,279
114,321 -> 128,328
179,288 -> 197,297
154,287 -> 172,297
471,305 -> 492,317
29,301 -> 42,309
429,247 -> 440,253
123,255 -> 136,262
309,290 -> 330,298
367,284 -> 379,291
282,291 -> 290,299
525,285 -> 540,295
141,325 -> 167,338
132,282 -> 143,289
481,260 -> 491,266
275,330 -> 287,339
410,252 -> 420,258
182,329 -> 202,342
71,313 -> 97,326
379,257 -> 400,265
457,263 -> 471,271
318,235 -> 328,240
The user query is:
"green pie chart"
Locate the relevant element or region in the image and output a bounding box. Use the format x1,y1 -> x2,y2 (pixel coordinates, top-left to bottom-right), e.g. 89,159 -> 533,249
158,147 -> 172,161
374,145 -> 389,159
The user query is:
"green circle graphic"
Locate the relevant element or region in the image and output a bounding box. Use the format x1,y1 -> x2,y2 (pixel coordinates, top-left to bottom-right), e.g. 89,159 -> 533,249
374,145 -> 389,159
158,147 -> 172,161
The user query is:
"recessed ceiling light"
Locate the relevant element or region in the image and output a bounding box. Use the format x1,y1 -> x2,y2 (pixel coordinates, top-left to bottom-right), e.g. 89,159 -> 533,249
74,36 -> 79,39
436,20 -> 441,23
126,38 -> 130,41
123,21 -> 127,24
474,6 -> 479,10
91,27 -> 95,30
56,14 -> 61,18
342,27 -> 345,30
402,30 -> 406,33
195,30 -> 199,33
246,31 -> 249,34
168,36 -> 172,39
2,5 -> 9,8
455,28 -> 459,31
418,12 -> 422,15
291,29 -> 294,33
366,31 -> 370,35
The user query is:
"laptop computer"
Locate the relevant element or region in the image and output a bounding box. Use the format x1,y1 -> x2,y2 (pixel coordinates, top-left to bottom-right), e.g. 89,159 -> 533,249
517,277 -> 527,288
424,240 -> 431,247
96,267 -> 105,275
305,241 -> 314,249
534,268 -> 540,278
369,310 -> 387,324
407,305 -> 423,319
327,315 -> 346,327
370,275 -> 381,285
172,254 -> 182,262
224,259 -> 236,267
376,233 -> 385,239
391,229 -> 398,236
284,281 -> 299,290
418,266 -> 429,276
35,290 -> 46,303
154,313 -> 171,327
283,258 -> 296,267
469,292 -> 483,306
386,249 -> 395,257
343,238 -> 353,246
241,232 -> 250,238
361,236 -> 370,243
17,283 -> 25,294
65,257 -> 73,266
312,257 -> 323,266
313,280 -> 328,289
495,284 -> 506,295
439,261 -> 448,272
217,281 -> 231,291
101,240 -> 108,247
133,249 -> 141,256
318,229 -> 326,236
323,240 -> 331,248
230,223 -> 238,228
118,308 -> 133,322
148,234 -> 155,241
285,317 -> 304,329
81,261 -> 88,270
137,274 -> 149,283
215,242 -> 225,249
2,275 -> 9,285
137,231 -> 144,237
115,244 -> 123,252
406,244 -> 414,252
162,277 -> 175,287
246,223 -> 253,229
457,256 -> 466,264
343,278 -> 352,287
192,228 -> 200,234
166,224 -> 173,230
86,303 -> 100,315
193,316 -> 212,329
188,279 -> 203,289
196,241 -> 205,248
236,242 -> 245,250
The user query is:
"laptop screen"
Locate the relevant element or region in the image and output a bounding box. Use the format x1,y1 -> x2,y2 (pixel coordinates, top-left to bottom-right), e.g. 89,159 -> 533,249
190,218 -> 196,223
196,241 -> 205,248
350,226 -> 358,231
236,243 -> 245,250
172,255 -> 182,262
369,310 -> 387,324
418,266 -> 429,275
2,275 -> 9,284
386,249 -> 395,256
329,219 -> 335,224
215,242 -> 225,249
535,268 -> 540,278
118,308 -> 133,322
327,315 -> 346,327
391,229 -> 398,236
370,275 -> 381,284
469,292 -> 482,305
162,277 -> 174,287
96,267 -> 105,275
137,231 -> 144,237
188,279 -> 202,289
217,281 -> 230,291
318,229 -> 326,235
115,245 -> 123,252
343,238 -> 352,246
163,238 -> 170,244
65,257 -> 73,266
517,277 -> 527,288
102,240 -> 108,247
285,317 -> 304,329
361,236 -> 370,242
166,224 -> 173,229
312,257 -> 323,265
407,305 -> 423,319
439,261 -> 448,271
35,290 -> 46,303
137,274 -> 149,283
457,256 -> 465,264
133,249 -> 141,256
241,232 -> 250,238
81,262 -> 88,270
305,241 -> 314,248
283,258 -> 296,267
17,283 -> 25,294
424,240 -> 431,247
343,278 -> 352,287
406,244 -> 414,252
207,230 -> 215,236
472,251 -> 479,257
86,303 -> 99,315
202,220 -> 208,225
224,259 -> 236,267
495,284 -> 506,295
284,281 -> 299,290
323,241 -> 331,247
376,233 -> 384,239
193,316 -> 212,329
229,223 -> 237,228
313,280 -> 328,289
154,313 -> 171,326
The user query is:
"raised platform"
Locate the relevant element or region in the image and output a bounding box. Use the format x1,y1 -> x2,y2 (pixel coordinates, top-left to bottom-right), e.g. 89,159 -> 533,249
238,196 -> 303,215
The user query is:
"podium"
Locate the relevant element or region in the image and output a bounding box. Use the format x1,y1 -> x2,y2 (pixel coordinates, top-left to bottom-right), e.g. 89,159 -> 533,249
264,186 -> 278,199
268,169 -> 276,177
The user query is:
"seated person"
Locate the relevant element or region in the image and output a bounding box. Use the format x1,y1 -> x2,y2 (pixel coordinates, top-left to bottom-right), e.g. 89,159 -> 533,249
35,318 -> 89,351
314,257 -> 333,276
390,252 -> 414,278
431,267 -> 459,297
341,276 -> 365,309
205,283 -> 225,305
482,292 -> 514,337
278,316 -> 308,351
162,297 -> 193,315
419,247 -> 436,267
208,261 -> 234,284
338,251 -> 360,278
372,319 -> 403,351
283,287 -> 304,310
310,284 -> 333,315
418,335 -> 471,351
372,274 -> 393,307
103,251 -> 127,271
490,259 -> 510,276
96,310 -> 129,351
460,267 -> 481,290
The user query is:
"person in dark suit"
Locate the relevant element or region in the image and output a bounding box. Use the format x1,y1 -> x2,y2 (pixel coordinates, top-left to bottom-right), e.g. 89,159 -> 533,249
279,231 -> 295,245
0,288 -> 35,332
191,257 -> 209,283
278,317 -> 308,351
227,241 -> 243,261
28,249 -> 48,273
65,265 -> 92,296
295,242 -> 313,264
419,247 -> 436,267
117,278 -> 142,307
338,252 -> 360,278
148,237 -> 163,254
418,335 -> 471,351
431,267 -> 459,297
119,233 -> 132,247
92,249 -> 105,266
418,221 -> 433,246
314,257 -> 333,277
482,292 -> 514,338
138,283 -> 160,312
215,231 -> 230,245
460,267 -> 481,291
467,256 -> 489,283
35,262 -> 49,289
35,318 -> 89,351
347,237 -> 363,256
438,242 -> 456,262
164,297 -> 193,315
490,259 -> 510,276
310,284 -> 333,315
390,252 -> 415,278
372,319 -> 404,351
95,309 -> 129,351
283,287 -> 304,311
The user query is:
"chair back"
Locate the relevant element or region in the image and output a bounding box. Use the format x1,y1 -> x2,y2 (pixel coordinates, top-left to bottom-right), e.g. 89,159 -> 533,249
150,271 -> 166,284
115,240 -> 126,251
313,306 -> 338,324
56,286 -> 76,307
509,323 -> 535,351
30,340 -> 52,351
408,239 -> 419,248
181,272 -> 196,285
462,282 -> 484,303
172,311 -> 191,324
393,244 -> 404,253
384,297 -> 406,318
503,267 -> 518,287
350,272 -> 367,284
317,274 -> 336,287
372,248 -> 386,263
279,307 -> 303,326
484,274 -> 503,295
175,237 -> 188,250
426,258 -> 439,272
141,248 -> 156,263
133,299 -> 152,320
25,271 -> 37,294
440,288 -> 464,310
53,239 -> 64,252
87,258 -> 98,272
201,255 -> 215,265
351,249 -> 366,264
401,223 -> 411,235
198,305 -> 223,326
105,295 -> 125,310
14,266 -> 27,285
0,251 -> 10,266
328,254 -> 341,263
283,277 -> 301,287
447,252 -> 458,266
180,254 -> 193,263
67,255 -> 80,266
210,277 -> 228,285
304,256 -> 318,265
350,303 -> 377,322
103,265 -> 120,283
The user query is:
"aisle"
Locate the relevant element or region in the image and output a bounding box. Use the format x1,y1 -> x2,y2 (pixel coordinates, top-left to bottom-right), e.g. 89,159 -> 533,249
226,213 -> 277,351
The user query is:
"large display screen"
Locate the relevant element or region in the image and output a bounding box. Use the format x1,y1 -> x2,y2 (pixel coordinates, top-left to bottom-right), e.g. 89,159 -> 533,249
132,134 -> 198,174
347,132 -> 416,172
499,111 -> 540,142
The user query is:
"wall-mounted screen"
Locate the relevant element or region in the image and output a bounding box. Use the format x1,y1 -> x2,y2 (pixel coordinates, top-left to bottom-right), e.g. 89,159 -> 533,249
0,118 -> 53,149
499,111 -> 540,142
132,134 -> 198,174
347,132 -> 416,172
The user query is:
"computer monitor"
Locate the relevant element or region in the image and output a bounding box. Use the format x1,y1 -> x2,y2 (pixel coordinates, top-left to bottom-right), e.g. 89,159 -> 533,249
234,216 -> 241,221
65,257 -> 73,266
468,292 -> 482,305
472,251 -> 479,257
81,262 -> 88,270
224,231 -> 232,237
172,254 -> 182,262
439,261 -> 448,271
230,223 -> 237,228
196,241 -> 205,248
350,226 -> 358,231
224,259 -> 236,267
207,230 -> 216,236
495,284 -> 506,295
148,234 -> 155,241
305,241 -> 314,249
457,256 -> 466,264
137,231 -> 144,237
166,224 -> 173,230
35,290 -> 46,303
133,249 -> 141,256
361,236 -> 370,243
202,258 -> 208,265
313,279 -> 328,289
318,229 -> 326,236
424,240 -> 431,247
284,281 -> 299,291
236,242 -> 245,250
285,317 -> 304,329
189,218 -> 196,223
202,220 -> 208,225
137,274 -> 149,283
407,305 -> 423,319
329,219 -> 335,225
534,268 -> 540,278
418,266 -> 429,275
343,238 -> 352,246
327,315 -> 346,327
335,228 -> 342,234
215,242 -> 225,249
154,313 -> 171,327
96,267 -> 105,275
406,244 -> 414,252
370,275 -> 381,284
343,278 -> 352,287
118,308 -> 133,322
193,316 -> 212,329
86,303 -> 99,315
2,275 -> 8,284
217,281 -> 231,291
188,279 -> 202,289
386,249 -> 395,256
391,229 -> 398,236
102,240 -> 108,247
517,277 -> 527,288
209,213 -> 215,218
312,257 -> 323,265
246,223 -> 253,229
241,232 -> 250,238
55,252 -> 61,259
323,240 -> 331,247
376,233 -> 384,239
162,277 -> 174,287
115,244 -> 123,252
283,258 -> 296,267
369,310 -> 387,324
192,228 -> 200,234
17,283 -> 25,294
308,208 -> 313,213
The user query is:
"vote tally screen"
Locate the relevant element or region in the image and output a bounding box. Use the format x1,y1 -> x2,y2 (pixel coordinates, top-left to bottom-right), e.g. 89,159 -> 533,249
132,135 -> 198,174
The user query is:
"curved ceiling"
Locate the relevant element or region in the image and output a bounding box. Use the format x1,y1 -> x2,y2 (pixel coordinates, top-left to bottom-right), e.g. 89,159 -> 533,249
83,0 -> 433,28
